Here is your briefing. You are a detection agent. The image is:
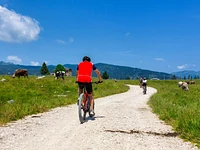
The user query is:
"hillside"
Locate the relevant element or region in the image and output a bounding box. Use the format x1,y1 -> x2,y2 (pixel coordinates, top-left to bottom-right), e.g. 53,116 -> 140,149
0,61 -> 173,79
94,63 -> 172,79
172,70 -> 200,79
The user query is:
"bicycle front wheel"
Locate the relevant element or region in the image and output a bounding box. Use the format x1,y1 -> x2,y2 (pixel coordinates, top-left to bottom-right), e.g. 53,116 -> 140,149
78,93 -> 85,123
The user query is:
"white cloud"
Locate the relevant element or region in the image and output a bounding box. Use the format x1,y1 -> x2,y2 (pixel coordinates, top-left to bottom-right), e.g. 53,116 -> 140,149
155,58 -> 164,61
177,64 -> 196,70
125,32 -> 130,36
56,40 -> 66,44
177,64 -> 188,69
0,6 -> 41,43
7,55 -> 22,64
56,37 -> 74,44
30,61 -> 40,66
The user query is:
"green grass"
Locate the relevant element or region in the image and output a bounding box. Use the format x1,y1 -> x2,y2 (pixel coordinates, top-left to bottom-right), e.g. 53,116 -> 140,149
0,76 -> 200,148
0,75 -> 128,125
147,80 -> 200,147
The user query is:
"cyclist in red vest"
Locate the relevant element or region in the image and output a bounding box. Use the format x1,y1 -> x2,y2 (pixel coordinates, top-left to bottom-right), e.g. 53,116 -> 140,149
76,56 -> 103,116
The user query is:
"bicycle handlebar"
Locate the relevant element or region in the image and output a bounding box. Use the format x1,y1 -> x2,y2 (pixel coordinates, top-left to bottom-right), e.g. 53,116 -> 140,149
93,81 -> 103,84
75,81 -> 103,84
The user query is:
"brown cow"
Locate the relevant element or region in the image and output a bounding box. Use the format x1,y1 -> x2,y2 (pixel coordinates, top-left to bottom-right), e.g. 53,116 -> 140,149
12,69 -> 28,78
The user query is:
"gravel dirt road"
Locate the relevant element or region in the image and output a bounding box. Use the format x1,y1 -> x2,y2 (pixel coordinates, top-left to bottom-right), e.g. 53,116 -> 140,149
0,85 -> 198,150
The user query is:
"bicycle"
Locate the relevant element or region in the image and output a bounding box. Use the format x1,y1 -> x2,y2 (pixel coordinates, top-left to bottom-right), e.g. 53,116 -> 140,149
77,81 -> 102,123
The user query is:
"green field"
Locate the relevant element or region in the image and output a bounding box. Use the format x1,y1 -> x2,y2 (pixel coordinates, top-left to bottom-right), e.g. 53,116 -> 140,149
0,75 -> 199,148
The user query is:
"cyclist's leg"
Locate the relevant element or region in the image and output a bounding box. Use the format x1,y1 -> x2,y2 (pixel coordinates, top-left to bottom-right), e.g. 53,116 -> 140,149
78,83 -> 84,105
88,94 -> 94,110
86,83 -> 95,115
78,86 -> 83,96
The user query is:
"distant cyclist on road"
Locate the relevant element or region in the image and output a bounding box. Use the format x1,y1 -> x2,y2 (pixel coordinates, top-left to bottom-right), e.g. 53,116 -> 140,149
76,56 -> 103,116
142,77 -> 147,94
139,77 -> 143,88
142,77 -> 147,86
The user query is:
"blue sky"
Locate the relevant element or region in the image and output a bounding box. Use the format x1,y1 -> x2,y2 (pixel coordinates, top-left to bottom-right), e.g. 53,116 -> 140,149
0,0 -> 200,73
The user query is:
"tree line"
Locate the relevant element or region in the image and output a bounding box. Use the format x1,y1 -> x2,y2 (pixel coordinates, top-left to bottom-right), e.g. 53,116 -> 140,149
40,62 -> 110,80
40,62 -> 66,75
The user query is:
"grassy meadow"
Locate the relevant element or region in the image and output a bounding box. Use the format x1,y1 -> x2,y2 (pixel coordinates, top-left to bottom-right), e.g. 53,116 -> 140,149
0,75 -> 200,148
0,75 -> 128,125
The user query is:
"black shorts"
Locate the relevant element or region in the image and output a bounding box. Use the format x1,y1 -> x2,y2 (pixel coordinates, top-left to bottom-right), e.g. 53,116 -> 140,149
78,82 -> 93,94
142,83 -> 147,86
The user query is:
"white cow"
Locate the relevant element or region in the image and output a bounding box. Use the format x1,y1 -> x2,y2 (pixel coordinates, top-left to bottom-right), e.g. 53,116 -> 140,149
178,81 -> 189,91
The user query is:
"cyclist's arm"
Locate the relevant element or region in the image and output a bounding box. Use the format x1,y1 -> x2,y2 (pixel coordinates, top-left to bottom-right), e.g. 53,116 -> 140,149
94,69 -> 102,82
76,70 -> 78,80
76,65 -> 79,81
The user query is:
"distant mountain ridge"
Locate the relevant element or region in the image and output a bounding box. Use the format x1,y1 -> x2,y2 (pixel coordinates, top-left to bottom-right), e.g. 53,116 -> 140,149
94,63 -> 172,79
172,70 -> 200,79
0,61 -> 173,79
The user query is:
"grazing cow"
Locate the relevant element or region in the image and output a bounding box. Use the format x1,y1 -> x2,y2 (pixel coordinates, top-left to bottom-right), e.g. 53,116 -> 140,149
12,69 -> 28,78
185,81 -> 190,84
55,71 -> 65,80
178,81 -> 183,87
178,81 -> 189,91
190,81 -> 195,84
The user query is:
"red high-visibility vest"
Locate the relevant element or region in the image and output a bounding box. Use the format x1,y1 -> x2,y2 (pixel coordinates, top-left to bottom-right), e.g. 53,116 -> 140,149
77,61 -> 93,82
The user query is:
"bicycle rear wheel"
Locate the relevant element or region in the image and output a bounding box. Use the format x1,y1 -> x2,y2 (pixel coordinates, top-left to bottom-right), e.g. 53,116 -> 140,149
78,93 -> 85,123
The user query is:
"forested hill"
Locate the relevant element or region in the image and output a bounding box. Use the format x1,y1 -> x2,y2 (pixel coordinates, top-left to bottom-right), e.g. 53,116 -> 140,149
0,61 -> 173,80
94,63 -> 172,79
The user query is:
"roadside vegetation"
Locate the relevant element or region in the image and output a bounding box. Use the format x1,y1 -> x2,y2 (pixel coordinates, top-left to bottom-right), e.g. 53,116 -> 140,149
0,76 -> 199,148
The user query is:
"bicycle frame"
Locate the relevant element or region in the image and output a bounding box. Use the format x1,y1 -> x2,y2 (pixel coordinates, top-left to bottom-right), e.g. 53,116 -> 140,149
82,87 -> 91,112
77,81 -> 102,123
77,83 -> 94,123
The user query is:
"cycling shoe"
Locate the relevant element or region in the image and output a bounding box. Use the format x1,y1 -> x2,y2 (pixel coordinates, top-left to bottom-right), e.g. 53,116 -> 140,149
89,110 -> 95,117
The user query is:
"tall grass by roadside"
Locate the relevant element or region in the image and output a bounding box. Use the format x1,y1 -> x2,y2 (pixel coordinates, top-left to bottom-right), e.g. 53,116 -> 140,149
0,75 -> 128,125
121,79 -> 200,148
148,80 -> 200,148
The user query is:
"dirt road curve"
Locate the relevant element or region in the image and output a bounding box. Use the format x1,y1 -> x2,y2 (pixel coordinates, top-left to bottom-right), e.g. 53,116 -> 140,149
0,85 -> 198,150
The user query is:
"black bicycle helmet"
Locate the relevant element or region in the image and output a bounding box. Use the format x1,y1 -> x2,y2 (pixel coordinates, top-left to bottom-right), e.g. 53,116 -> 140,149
82,56 -> 91,62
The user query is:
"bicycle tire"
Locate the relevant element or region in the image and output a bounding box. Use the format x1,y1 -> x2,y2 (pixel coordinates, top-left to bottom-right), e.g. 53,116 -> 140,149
78,93 -> 85,123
